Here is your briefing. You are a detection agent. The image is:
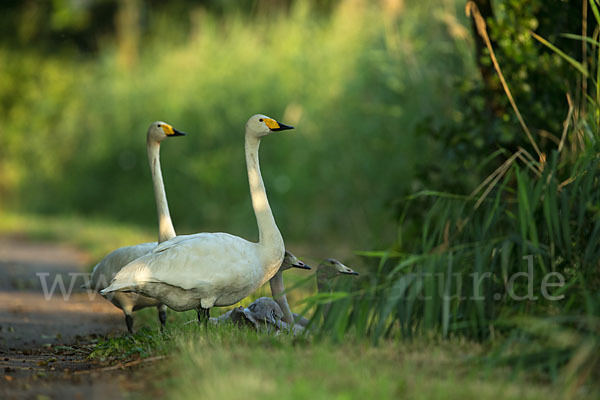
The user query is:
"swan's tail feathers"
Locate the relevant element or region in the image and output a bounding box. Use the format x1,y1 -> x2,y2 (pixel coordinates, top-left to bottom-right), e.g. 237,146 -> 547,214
100,282 -> 135,295
99,287 -> 113,295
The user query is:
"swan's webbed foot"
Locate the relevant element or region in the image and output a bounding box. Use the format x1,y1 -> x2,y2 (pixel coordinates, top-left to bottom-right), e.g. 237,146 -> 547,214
125,314 -> 134,334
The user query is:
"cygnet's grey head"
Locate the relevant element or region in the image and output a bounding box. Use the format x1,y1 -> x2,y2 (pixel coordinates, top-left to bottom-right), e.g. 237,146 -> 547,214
280,250 -> 312,272
318,258 -> 359,276
247,297 -> 284,325
315,258 -> 360,295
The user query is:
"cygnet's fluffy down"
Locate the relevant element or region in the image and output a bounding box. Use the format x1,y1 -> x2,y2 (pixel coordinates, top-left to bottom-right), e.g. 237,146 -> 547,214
209,297 -> 286,333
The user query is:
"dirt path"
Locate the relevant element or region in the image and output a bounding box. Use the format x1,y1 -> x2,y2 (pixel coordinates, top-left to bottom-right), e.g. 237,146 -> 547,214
0,236 -> 141,400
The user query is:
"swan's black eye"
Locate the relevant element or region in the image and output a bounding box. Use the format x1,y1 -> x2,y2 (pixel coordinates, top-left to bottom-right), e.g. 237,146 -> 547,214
259,119 -> 263,122
157,124 -> 161,127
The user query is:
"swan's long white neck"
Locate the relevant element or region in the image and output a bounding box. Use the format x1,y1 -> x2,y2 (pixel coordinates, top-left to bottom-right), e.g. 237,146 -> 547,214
147,138 -> 176,243
245,133 -> 284,265
270,271 -> 294,323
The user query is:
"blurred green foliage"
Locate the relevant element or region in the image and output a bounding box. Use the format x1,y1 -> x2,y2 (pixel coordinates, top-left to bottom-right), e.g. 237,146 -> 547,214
417,0 -> 583,194
0,0 -> 472,251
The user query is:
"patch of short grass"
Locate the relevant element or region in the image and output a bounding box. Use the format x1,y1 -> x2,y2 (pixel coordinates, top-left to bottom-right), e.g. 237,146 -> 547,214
154,326 -> 585,400
88,320 -> 596,400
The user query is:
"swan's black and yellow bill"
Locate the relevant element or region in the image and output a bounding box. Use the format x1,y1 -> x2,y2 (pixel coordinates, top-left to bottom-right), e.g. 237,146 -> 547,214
162,124 -> 187,137
264,118 -> 294,132
292,261 -> 312,270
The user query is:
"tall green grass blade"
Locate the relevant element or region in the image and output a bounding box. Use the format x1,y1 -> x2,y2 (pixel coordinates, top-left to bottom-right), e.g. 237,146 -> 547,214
590,0 -> 600,26
516,168 -> 530,250
442,253 -> 453,338
560,190 -> 572,260
373,273 -> 415,341
560,33 -> 600,46
530,31 -> 588,77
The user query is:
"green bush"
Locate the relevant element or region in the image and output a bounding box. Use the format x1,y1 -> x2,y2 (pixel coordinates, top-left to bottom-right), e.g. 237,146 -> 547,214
416,0 -> 584,194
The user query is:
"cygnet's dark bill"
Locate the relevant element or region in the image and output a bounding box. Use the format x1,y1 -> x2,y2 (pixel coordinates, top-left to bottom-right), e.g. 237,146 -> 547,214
292,261 -> 311,270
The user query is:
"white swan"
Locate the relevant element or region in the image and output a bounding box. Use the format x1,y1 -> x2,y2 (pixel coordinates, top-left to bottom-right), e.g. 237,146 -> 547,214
87,121 -> 186,333
101,114 -> 294,322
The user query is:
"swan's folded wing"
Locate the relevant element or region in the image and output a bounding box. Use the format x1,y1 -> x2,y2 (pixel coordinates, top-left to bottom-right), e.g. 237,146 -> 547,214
101,251 -> 177,293
102,232 -> 258,293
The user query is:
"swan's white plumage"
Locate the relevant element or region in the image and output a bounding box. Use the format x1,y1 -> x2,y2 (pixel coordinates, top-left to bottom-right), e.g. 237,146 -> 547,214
104,232 -> 274,309
102,114 -> 293,313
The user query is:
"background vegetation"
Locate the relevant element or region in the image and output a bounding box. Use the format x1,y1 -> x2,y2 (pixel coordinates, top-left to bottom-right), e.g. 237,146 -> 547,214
1,0 -> 597,398
0,0 -> 474,253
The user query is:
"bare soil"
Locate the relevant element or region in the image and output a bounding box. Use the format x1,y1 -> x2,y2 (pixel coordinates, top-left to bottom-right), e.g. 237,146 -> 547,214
0,236 -> 146,400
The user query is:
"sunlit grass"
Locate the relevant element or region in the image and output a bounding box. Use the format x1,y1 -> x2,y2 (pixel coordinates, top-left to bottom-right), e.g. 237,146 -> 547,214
92,321 -> 585,400
167,342 -> 566,400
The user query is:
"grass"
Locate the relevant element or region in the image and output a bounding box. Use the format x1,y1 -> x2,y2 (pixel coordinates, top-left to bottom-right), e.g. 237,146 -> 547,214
88,321 -> 595,400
